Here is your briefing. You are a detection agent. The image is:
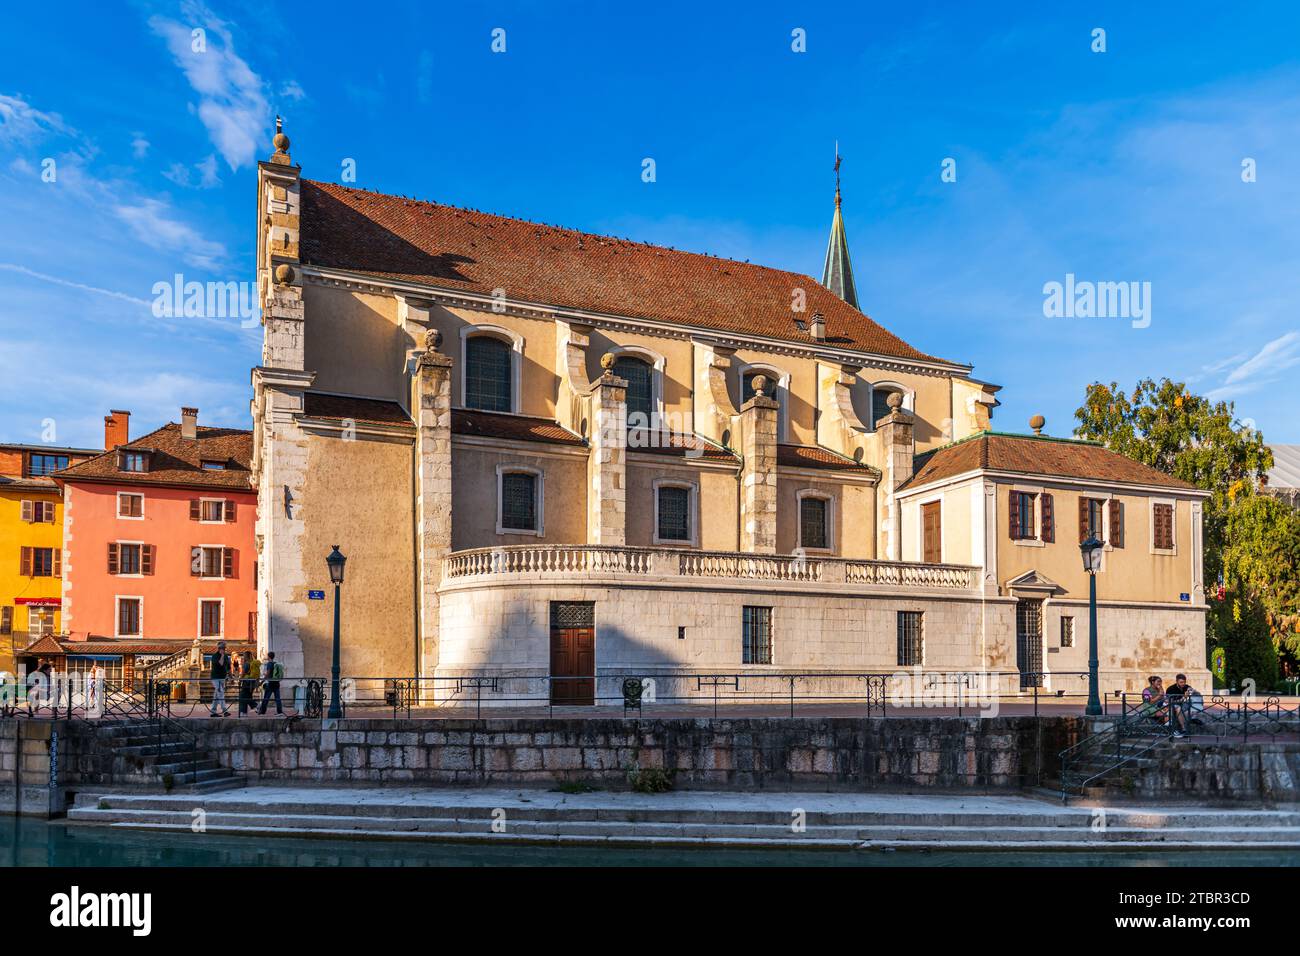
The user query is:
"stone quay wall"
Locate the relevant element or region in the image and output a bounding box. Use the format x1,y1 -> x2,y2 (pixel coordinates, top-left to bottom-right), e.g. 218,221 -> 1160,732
1130,741 -> 1300,804
178,716 -> 1086,791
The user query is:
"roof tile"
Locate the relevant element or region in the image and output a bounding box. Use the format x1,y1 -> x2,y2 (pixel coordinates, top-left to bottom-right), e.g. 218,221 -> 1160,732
56,424 -> 253,491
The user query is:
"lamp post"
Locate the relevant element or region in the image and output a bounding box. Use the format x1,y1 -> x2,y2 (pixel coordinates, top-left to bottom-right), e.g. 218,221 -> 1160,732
1080,534 -> 1104,716
326,545 -> 346,719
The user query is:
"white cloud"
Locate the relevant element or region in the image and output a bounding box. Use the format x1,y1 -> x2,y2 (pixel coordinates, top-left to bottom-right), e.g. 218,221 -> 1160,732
112,198 -> 226,269
131,134 -> 150,158
0,262 -> 152,308
148,1 -> 269,170
279,80 -> 306,102
162,153 -> 221,189
1223,331 -> 1300,386
0,93 -> 70,145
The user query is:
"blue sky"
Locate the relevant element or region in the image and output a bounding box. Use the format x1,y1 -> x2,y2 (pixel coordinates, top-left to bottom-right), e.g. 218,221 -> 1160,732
2,0 -> 1299,449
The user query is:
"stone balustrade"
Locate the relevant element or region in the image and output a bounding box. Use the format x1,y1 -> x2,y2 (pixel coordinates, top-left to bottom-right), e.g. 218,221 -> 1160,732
443,545 -> 978,591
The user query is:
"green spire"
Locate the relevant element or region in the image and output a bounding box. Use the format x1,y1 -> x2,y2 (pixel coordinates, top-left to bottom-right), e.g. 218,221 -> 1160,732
820,149 -> 859,310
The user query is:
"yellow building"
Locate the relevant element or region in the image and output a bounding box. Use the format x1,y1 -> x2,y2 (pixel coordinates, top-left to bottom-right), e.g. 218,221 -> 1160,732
0,442 -> 100,672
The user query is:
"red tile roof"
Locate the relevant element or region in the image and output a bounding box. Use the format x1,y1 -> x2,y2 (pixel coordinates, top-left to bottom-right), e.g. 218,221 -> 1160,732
303,392 -> 413,426
56,424 -> 253,491
626,429 -> 738,463
777,443 -> 877,473
452,409 -> 585,446
903,433 -> 1200,491
300,180 -> 952,364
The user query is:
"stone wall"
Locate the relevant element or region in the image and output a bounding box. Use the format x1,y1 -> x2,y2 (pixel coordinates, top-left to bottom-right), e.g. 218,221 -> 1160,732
1129,742 -> 1300,804
0,721 -> 61,816
178,716 -> 1076,791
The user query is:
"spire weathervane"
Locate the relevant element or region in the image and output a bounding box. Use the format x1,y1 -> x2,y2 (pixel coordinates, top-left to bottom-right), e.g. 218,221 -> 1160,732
834,142 -> 842,207
820,141 -> 859,309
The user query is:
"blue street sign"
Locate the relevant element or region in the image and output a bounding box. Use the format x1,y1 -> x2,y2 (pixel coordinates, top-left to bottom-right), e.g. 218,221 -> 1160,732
308,590 -> 325,600
1179,593 -> 1190,602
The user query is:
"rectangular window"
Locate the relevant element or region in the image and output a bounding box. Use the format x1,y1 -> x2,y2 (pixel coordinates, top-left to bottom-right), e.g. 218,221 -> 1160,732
118,543 -> 142,575
200,600 -> 223,638
194,546 -> 226,578
200,460 -> 227,470
120,451 -> 147,472
897,611 -> 924,666
29,547 -> 55,577
1153,502 -> 1175,550
1010,491 -> 1038,540
742,606 -> 773,665
1060,616 -> 1075,648
799,496 -> 829,550
22,500 -> 55,523
118,493 -> 143,517
199,499 -> 225,522
656,485 -> 691,542
27,454 -> 68,477
117,598 -> 141,637
0,607 -> 11,635
500,471 -> 538,532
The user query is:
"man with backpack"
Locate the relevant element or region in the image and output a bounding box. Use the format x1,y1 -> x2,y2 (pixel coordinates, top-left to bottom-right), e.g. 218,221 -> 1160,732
257,651 -> 285,716
209,641 -> 232,717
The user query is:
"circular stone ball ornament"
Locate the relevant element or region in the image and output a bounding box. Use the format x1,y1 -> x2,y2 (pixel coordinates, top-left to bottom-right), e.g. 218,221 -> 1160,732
273,263 -> 295,285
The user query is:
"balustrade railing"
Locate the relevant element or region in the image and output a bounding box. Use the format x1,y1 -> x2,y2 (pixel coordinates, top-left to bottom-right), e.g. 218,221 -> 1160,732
677,550 -> 822,582
845,560 -> 979,590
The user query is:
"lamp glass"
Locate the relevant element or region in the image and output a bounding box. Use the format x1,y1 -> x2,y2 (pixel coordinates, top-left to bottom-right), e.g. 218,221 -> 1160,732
326,545 -> 346,585
1080,535 -> 1104,573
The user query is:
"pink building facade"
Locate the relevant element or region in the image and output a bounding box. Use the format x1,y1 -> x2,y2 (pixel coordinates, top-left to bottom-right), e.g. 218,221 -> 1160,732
57,409 -> 256,646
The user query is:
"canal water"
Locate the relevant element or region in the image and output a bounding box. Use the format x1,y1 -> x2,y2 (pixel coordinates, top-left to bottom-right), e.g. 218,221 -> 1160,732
1,818 -> 1296,867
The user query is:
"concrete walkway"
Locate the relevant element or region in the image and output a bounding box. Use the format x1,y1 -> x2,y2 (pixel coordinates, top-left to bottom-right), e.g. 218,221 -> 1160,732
65,786 -> 1300,852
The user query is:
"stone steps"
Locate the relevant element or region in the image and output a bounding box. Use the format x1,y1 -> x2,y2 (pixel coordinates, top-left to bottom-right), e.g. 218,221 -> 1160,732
64,789 -> 1300,850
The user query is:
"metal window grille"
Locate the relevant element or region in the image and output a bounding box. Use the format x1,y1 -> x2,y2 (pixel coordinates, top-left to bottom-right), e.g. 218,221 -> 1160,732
550,602 -> 594,628
799,496 -> 828,549
897,611 -> 923,666
1016,600 -> 1044,688
465,336 -> 512,412
742,606 -> 773,664
614,357 -> 653,427
1060,615 -> 1075,648
500,472 -> 537,531
657,485 -> 690,541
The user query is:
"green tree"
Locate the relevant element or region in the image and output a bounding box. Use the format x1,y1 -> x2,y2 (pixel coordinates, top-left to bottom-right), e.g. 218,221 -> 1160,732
1221,493 -> 1300,657
1209,592 -> 1280,691
1073,378 -> 1272,588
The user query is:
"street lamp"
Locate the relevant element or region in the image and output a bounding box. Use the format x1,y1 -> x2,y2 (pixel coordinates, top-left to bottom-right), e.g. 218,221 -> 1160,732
326,545 -> 346,719
1080,534 -> 1104,716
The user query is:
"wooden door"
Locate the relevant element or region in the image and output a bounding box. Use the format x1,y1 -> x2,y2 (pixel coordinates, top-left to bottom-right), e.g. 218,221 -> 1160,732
922,501 -> 942,564
549,602 -> 595,705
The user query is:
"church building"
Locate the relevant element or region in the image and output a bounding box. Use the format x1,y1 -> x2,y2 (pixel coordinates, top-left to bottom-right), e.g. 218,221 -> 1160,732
250,123 -> 1209,704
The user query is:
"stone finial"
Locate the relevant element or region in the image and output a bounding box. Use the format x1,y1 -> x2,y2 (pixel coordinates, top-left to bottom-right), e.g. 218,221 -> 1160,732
750,374 -> 769,397
600,352 -> 617,372
1029,414 -> 1045,435
886,392 -> 903,411
273,263 -> 295,285
425,327 -> 443,352
272,115 -> 290,156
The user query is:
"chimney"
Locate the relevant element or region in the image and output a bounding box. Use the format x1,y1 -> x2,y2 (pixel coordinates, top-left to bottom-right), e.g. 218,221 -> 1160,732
810,311 -> 826,342
104,410 -> 130,449
181,407 -> 199,440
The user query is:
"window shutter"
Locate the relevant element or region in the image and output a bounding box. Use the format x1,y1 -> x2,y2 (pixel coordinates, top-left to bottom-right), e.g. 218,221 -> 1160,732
1109,499 -> 1124,548
189,499 -> 200,521
191,547 -> 202,577
142,544 -> 154,575
1078,496 -> 1090,543
223,547 -> 234,579
1008,491 -> 1021,540
53,548 -> 61,578
20,547 -> 32,576
44,502 -> 55,522
248,610 -> 257,642
0,607 -> 10,635
20,500 -> 33,522
224,499 -> 236,522
1040,493 -> 1055,543
107,542 -> 119,575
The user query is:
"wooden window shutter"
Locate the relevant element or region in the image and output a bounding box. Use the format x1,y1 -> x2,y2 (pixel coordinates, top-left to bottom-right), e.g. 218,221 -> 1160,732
20,500 -> 33,522
53,548 -> 61,578
1078,496 -> 1090,543
1040,493 -> 1055,543
222,547 -> 235,579
248,610 -> 257,642
0,606 -> 10,635
1109,499 -> 1124,548
107,542 -> 119,575
189,499 -> 200,520
224,499 -> 236,522
1008,491 -> 1021,540
142,544 -> 154,575
20,547 -> 32,576
191,547 -> 202,577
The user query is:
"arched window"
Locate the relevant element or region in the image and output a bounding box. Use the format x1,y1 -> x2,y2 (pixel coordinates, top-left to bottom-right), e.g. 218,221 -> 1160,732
614,356 -> 654,429
465,335 -> 513,412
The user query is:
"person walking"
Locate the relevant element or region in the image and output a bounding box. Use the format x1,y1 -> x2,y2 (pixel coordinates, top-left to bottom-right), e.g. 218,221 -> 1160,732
209,641 -> 232,717
257,651 -> 284,716
238,652 -> 261,716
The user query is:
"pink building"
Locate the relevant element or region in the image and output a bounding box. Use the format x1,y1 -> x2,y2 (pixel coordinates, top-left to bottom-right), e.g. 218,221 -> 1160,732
55,408 -> 256,660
